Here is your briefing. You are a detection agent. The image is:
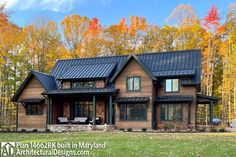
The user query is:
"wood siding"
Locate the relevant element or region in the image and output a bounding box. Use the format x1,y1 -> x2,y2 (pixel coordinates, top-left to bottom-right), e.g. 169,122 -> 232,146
17,77 -> 47,130
114,59 -> 153,129
156,85 -> 196,129
96,80 -> 105,88
62,81 -> 70,89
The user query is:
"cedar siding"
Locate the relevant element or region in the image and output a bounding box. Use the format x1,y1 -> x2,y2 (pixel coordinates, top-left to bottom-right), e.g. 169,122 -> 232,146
114,59 -> 153,129
17,77 -> 47,130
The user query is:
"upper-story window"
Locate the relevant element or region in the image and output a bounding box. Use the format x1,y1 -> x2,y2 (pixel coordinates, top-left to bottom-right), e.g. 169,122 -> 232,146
165,79 -> 179,92
126,76 -> 141,92
72,81 -> 96,89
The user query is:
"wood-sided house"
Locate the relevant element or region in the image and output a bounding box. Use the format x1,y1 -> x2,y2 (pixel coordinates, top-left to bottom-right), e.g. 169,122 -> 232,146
11,49 -> 218,131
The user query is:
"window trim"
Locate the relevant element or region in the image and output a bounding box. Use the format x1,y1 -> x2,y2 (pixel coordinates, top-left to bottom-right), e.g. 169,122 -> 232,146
119,103 -> 147,121
25,104 -> 43,116
126,76 -> 141,92
164,79 -> 180,93
160,104 -> 183,122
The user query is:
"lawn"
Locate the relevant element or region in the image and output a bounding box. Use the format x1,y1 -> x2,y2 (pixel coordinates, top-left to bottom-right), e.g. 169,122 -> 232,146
0,132 -> 236,157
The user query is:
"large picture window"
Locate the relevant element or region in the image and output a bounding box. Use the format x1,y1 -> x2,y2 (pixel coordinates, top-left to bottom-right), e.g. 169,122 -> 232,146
26,104 -> 43,115
165,79 -> 179,92
120,103 -> 147,121
161,104 -> 182,121
126,76 -> 141,92
72,81 -> 96,89
74,101 -> 93,119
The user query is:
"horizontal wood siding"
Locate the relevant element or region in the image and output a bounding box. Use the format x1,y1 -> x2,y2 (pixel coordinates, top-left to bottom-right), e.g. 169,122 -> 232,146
17,77 -> 47,129
114,59 -> 153,129
156,85 -> 196,128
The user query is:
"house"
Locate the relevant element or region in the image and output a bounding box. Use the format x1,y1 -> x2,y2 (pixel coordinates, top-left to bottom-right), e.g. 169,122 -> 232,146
11,49 -> 218,131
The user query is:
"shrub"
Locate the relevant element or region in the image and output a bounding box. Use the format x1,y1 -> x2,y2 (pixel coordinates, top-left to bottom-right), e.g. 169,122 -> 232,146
141,128 -> 147,132
32,129 -> 38,132
127,128 -> 133,132
198,127 -> 206,132
163,123 -> 173,131
210,125 -> 217,132
119,128 -> 125,132
21,129 -> 26,132
219,128 -> 225,132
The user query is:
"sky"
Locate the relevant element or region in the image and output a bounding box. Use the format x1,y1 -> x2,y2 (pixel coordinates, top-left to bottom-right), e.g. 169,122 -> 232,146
2,0 -> 235,27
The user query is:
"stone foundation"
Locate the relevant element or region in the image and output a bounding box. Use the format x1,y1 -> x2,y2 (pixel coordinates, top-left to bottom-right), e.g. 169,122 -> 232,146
47,124 -> 115,132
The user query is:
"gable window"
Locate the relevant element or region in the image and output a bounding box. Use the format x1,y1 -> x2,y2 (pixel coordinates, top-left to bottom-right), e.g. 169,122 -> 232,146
127,76 -> 141,92
120,103 -> 147,121
161,104 -> 182,121
26,104 -> 43,115
165,79 -> 179,92
72,81 -> 96,89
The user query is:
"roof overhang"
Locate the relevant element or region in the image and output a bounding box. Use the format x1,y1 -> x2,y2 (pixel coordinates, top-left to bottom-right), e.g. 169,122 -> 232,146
197,94 -> 219,104
114,97 -> 149,103
43,88 -> 119,96
155,95 -> 194,103
19,99 -> 45,104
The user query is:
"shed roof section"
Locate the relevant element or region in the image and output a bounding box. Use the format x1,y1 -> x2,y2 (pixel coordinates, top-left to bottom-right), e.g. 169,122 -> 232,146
51,49 -> 201,86
59,63 -> 117,80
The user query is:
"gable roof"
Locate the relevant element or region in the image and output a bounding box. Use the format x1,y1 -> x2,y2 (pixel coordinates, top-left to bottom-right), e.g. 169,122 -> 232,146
110,54 -> 157,82
50,49 -> 201,87
11,70 -> 57,102
59,63 -> 117,80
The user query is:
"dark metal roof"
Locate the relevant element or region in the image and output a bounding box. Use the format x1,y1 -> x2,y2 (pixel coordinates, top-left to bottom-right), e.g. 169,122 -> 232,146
11,70 -> 57,102
110,54 -> 156,82
114,97 -> 149,103
197,94 -> 219,104
50,49 -> 201,87
43,87 -> 118,95
19,99 -> 45,104
155,95 -> 194,102
153,69 -> 195,77
59,63 -> 117,80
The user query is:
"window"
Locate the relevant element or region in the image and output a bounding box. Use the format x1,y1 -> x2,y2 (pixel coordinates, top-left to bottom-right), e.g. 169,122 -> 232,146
127,77 -> 141,91
120,103 -> 147,121
161,104 -> 182,121
26,104 -> 43,115
72,81 -> 96,89
74,101 -> 93,119
165,79 -> 179,92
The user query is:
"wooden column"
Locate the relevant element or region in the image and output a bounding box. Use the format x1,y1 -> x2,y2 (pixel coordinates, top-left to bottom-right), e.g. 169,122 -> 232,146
210,102 -> 213,125
47,97 -> 52,124
109,95 -> 112,125
195,103 -> 198,129
188,103 -> 191,126
93,96 -> 96,125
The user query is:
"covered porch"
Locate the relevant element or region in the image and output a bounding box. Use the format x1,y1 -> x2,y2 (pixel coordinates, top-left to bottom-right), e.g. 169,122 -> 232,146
43,88 -> 118,131
196,94 -> 219,127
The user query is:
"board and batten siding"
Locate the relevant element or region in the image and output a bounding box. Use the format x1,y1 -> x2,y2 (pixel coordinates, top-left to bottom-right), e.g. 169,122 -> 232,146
17,77 -> 47,130
156,85 -> 197,128
114,59 -> 153,129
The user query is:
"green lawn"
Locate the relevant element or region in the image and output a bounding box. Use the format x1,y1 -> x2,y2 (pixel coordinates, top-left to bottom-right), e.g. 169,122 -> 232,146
0,132 -> 236,157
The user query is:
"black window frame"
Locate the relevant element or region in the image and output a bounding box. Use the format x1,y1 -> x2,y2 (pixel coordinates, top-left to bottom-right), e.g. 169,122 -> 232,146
165,79 -> 180,93
74,101 -> 93,120
126,76 -> 141,92
160,104 -> 183,122
119,103 -> 147,121
25,104 -> 43,115
71,81 -> 96,89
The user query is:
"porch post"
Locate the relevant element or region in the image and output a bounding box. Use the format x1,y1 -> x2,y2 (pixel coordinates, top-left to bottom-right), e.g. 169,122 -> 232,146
210,102 -> 213,125
47,97 -> 52,124
93,96 -> 96,125
109,95 -> 112,125
195,103 -> 198,130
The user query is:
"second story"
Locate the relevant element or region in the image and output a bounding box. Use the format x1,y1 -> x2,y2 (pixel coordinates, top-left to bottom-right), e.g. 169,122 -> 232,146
12,49 -> 201,101
47,49 -> 201,97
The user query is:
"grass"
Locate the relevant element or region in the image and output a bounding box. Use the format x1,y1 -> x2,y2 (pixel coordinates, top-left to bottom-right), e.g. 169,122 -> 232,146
0,132 -> 236,157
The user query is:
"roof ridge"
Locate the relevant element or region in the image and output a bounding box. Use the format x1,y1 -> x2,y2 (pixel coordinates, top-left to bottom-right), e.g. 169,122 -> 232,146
55,49 -> 200,62
70,62 -> 117,67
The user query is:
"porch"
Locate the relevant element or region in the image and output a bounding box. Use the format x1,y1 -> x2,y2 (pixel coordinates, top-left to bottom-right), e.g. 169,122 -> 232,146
44,88 -> 118,129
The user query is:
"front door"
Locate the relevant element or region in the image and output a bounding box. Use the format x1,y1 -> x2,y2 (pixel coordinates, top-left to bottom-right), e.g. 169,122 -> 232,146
72,101 -> 93,120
